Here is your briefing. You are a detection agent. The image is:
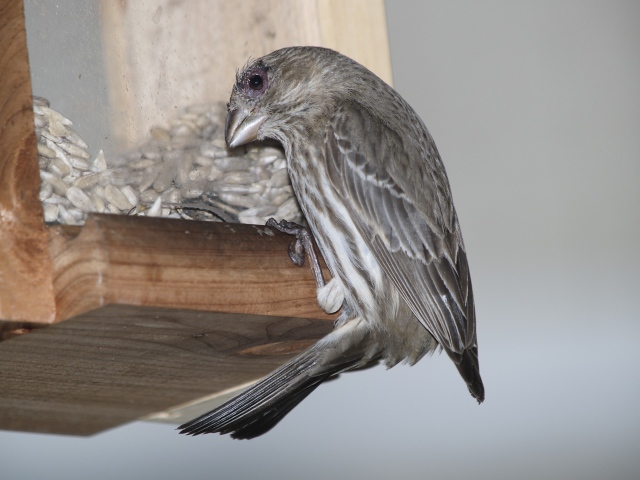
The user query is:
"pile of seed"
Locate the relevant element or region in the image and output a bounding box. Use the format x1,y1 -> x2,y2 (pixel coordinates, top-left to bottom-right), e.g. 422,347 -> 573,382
35,96 -> 303,226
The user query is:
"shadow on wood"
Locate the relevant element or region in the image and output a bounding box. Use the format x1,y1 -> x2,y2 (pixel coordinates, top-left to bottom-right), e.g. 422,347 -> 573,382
0,304 -> 333,436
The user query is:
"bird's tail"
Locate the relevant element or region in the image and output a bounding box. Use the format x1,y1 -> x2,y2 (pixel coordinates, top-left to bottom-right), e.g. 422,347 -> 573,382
448,345 -> 485,403
179,318 -> 373,439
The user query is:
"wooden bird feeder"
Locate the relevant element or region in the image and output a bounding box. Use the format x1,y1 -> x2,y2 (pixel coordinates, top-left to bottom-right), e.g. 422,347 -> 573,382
0,0 -> 392,435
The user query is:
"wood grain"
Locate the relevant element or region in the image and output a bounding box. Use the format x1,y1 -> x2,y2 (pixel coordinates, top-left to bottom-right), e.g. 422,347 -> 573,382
100,0 -> 392,150
0,0 -> 56,322
49,213 -> 336,322
0,303 -> 333,435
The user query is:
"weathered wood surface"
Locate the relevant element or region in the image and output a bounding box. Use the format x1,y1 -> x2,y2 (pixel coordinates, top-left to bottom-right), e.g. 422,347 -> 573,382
0,0 -> 56,322
101,0 -> 392,150
49,213 -> 335,322
0,0 -> 390,435
0,303 -> 333,435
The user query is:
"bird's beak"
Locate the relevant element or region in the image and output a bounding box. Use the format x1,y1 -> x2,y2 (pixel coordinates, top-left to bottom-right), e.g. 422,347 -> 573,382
225,108 -> 268,148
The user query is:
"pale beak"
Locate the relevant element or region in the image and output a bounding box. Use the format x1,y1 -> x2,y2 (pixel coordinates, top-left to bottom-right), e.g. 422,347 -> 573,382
225,108 -> 268,148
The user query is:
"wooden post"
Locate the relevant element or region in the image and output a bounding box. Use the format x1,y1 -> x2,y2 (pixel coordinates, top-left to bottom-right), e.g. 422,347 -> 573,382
0,0 -> 56,323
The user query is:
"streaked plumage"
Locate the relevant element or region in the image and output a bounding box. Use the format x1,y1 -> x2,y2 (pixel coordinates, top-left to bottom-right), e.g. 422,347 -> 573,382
180,46 -> 484,439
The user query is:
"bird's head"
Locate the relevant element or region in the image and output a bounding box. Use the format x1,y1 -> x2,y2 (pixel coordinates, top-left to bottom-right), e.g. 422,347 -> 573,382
225,46 -> 374,150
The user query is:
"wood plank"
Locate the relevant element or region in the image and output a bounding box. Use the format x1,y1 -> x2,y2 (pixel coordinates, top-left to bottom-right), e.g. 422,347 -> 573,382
0,0 -> 56,322
0,303 -> 333,435
49,213 -> 336,322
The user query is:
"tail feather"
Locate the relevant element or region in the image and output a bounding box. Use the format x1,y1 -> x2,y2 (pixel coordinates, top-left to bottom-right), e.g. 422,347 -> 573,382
226,381 -> 322,439
448,345 -> 484,403
179,319 -> 373,439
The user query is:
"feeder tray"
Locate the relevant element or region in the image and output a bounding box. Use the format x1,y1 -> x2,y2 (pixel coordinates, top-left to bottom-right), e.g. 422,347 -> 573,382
0,0 -> 392,435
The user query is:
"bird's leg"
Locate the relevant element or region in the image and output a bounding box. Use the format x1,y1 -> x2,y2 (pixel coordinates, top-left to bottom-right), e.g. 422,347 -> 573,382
266,218 -> 345,315
266,218 -> 325,287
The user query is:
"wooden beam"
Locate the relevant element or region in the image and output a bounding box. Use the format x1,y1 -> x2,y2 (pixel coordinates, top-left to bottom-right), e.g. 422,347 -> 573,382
0,0 -> 56,322
49,213 -> 335,322
0,303 -> 333,435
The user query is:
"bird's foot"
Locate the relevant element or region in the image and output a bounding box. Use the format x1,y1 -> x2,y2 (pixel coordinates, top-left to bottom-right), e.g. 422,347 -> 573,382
266,218 -> 325,289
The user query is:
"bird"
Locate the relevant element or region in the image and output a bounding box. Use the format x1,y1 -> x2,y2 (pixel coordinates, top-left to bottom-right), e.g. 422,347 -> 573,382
179,46 -> 484,439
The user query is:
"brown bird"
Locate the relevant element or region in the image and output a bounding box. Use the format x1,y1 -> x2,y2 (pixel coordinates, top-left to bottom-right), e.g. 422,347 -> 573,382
179,46 -> 484,439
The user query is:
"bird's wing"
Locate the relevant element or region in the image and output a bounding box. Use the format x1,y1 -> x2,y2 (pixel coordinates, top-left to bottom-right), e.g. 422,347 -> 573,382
324,103 -> 476,355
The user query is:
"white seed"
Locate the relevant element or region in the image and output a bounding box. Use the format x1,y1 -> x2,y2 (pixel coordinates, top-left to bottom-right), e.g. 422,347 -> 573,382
129,158 -> 157,170
69,156 -> 91,171
222,171 -> 257,185
58,206 -> 81,225
32,96 -> 50,107
175,153 -> 194,187
187,166 -> 208,183
274,197 -> 300,222
100,168 -> 143,187
39,182 -> 53,201
34,113 -> 46,128
199,142 -> 225,158
215,157 -> 252,172
104,184 -> 134,211
92,185 -> 105,200
43,193 -> 71,206
48,119 -> 69,137
161,187 -> 182,204
237,205 -> 277,225
66,186 -> 95,212
72,173 -> 99,190
107,203 -> 121,214
218,192 -> 261,209
64,126 -> 89,148
208,164 -> 223,181
42,129 -> 64,144
91,191 -> 105,213
213,182 -> 264,195
138,166 -> 160,192
120,185 -> 138,206
60,142 -> 91,159
180,183 -> 206,199
45,138 -> 71,166
267,168 -> 290,188
41,170 -> 68,196
43,203 -> 59,223
39,106 -> 73,126
140,189 -> 159,204
48,158 -> 72,178
93,150 -> 107,172
146,196 -> 163,217
37,142 -> 56,159
195,155 -> 214,166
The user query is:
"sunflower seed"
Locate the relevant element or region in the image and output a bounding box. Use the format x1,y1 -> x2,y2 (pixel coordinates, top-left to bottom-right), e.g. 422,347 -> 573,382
43,203 -> 59,223
104,184 -> 134,210
66,186 -> 95,212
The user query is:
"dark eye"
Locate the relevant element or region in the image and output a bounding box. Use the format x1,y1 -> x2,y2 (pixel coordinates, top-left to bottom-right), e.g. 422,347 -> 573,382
243,68 -> 268,97
249,74 -> 263,90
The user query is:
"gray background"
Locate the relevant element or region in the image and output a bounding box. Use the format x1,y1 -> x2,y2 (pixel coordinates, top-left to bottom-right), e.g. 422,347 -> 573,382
4,1 -> 640,479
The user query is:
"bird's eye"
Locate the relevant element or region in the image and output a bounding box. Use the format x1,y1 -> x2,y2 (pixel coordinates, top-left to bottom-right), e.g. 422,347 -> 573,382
249,74 -> 263,90
243,68 -> 268,98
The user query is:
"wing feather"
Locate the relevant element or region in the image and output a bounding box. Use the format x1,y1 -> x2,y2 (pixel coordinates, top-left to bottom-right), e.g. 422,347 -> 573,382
325,103 -> 474,355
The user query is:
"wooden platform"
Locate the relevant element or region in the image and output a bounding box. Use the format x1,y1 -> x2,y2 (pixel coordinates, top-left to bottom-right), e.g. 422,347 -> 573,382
0,0 -> 391,435
0,304 -> 333,435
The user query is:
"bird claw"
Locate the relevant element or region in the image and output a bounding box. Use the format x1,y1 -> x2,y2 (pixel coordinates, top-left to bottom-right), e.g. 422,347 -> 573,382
266,217 -> 325,288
